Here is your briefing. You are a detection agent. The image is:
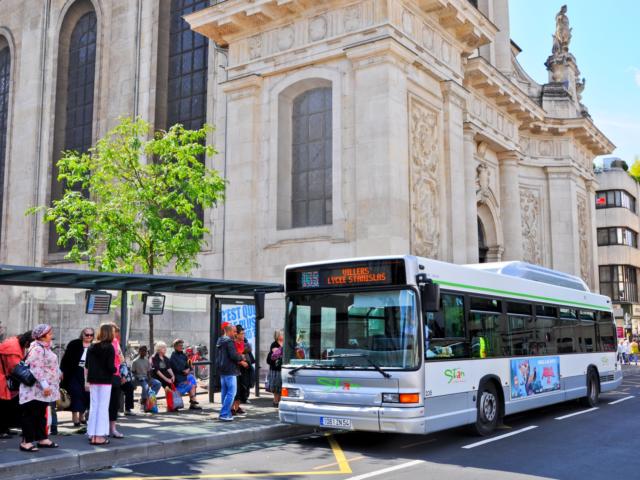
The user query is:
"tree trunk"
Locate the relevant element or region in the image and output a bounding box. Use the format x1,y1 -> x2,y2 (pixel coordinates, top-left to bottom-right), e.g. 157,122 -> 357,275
148,252 -> 155,349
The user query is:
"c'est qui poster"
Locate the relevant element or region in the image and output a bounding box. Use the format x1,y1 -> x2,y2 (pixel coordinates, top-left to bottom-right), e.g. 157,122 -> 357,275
511,356 -> 560,399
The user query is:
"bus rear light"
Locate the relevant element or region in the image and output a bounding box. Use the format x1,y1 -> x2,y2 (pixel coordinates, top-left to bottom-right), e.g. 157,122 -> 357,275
282,387 -> 302,398
382,393 -> 420,403
399,393 -> 420,404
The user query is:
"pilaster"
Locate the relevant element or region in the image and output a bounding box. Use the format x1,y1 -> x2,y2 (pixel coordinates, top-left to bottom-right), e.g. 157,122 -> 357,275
463,126 -> 479,263
498,151 -> 523,261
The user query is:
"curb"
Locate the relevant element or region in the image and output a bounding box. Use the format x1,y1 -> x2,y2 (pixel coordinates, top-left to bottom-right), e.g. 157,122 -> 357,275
1,423 -> 313,480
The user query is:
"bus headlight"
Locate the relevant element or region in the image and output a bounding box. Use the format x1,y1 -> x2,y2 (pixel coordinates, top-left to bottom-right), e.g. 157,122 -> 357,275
282,387 -> 302,398
382,393 -> 420,404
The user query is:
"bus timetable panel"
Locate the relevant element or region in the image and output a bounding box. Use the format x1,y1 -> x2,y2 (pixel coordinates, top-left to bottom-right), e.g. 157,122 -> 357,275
285,259 -> 407,291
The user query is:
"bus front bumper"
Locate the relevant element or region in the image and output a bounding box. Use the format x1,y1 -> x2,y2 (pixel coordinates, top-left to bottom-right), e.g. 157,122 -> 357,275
279,400 -> 425,434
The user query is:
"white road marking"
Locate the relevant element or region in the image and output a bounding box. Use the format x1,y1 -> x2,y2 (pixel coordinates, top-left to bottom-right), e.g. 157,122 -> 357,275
554,407 -> 599,420
344,460 -> 425,480
608,395 -> 635,405
461,426 -> 538,449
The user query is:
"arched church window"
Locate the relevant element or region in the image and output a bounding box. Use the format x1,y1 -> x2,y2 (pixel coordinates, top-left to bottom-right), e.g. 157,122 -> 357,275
167,0 -> 209,130
478,217 -> 488,263
291,87 -> 332,228
50,5 -> 98,254
0,44 -> 10,246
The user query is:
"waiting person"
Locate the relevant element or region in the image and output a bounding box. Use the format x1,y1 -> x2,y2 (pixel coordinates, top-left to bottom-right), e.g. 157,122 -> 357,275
232,325 -> 254,416
60,328 -> 94,427
108,323 -> 125,439
19,324 -> 61,452
120,357 -> 135,415
216,323 -> 247,421
266,330 -> 284,407
0,331 -> 32,438
85,323 -> 116,446
169,339 -> 201,410
151,342 -> 175,389
131,346 -> 161,409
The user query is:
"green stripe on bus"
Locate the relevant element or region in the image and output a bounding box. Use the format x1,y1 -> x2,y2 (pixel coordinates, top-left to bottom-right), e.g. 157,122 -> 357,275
433,280 -> 609,311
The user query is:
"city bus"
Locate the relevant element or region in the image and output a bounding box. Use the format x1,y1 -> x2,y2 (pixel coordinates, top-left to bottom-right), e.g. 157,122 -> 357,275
278,256 -> 621,436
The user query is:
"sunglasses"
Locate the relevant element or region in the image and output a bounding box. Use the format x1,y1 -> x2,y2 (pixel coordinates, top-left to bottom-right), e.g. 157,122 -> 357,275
84,332 -> 95,337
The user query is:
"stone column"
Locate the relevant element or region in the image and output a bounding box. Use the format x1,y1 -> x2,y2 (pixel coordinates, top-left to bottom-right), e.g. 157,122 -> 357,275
586,179 -> 599,291
498,151 -> 523,260
221,75 -> 263,280
545,166 -> 580,276
441,81 -> 469,264
346,40 -> 413,256
463,127 -> 479,263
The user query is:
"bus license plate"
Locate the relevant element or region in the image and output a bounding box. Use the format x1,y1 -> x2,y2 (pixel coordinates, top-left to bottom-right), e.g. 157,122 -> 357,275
320,417 -> 352,429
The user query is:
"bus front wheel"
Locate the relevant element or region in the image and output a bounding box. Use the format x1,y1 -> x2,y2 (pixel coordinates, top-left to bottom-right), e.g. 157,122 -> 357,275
580,369 -> 600,407
473,381 -> 499,436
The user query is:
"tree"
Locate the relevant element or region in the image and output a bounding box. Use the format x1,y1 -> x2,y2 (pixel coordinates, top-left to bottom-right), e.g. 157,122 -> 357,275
628,156 -> 640,181
28,117 -> 226,347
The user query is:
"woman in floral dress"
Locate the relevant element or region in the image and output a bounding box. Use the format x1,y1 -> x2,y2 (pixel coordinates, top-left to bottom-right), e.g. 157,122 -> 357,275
19,324 -> 61,452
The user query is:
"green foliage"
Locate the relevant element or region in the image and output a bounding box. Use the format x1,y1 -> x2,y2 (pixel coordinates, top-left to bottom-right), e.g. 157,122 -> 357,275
629,156 -> 640,181
27,117 -> 225,276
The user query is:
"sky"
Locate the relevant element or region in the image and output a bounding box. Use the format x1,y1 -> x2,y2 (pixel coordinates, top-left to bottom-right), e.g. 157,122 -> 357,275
508,0 -> 639,165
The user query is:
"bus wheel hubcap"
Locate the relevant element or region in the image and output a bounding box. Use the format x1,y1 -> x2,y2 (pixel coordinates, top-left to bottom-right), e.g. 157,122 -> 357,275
481,392 -> 496,422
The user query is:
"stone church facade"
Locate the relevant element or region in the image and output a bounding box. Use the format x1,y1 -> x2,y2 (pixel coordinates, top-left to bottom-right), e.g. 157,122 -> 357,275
0,0 -> 613,347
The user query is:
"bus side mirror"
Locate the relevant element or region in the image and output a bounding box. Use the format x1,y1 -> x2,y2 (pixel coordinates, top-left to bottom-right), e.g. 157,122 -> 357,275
254,291 -> 265,320
420,281 -> 440,313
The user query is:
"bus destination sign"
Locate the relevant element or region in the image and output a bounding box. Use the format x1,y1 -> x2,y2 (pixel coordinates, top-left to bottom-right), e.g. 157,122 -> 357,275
287,260 -> 406,291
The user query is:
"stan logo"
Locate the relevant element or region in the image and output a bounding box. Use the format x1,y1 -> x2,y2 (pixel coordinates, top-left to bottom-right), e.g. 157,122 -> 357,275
601,356 -> 609,365
317,377 -> 361,391
444,368 -> 465,384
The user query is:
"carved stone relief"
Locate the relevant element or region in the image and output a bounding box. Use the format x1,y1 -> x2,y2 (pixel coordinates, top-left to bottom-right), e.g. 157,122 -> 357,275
402,10 -> 414,35
442,41 -> 451,63
422,24 -> 434,49
309,15 -> 328,42
476,161 -> 491,203
577,195 -> 591,284
520,188 -> 543,265
344,5 -> 361,32
409,97 -> 440,259
277,26 -> 295,51
248,35 -> 262,60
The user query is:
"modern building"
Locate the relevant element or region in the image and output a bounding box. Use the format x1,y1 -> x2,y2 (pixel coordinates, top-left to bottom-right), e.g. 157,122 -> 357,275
595,158 -> 640,337
0,0 -> 614,352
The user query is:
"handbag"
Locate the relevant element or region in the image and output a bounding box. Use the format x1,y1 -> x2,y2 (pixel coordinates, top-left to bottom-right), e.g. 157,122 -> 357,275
10,361 -> 36,387
172,388 -> 184,410
165,386 -> 175,412
145,391 -> 158,413
57,388 -> 71,410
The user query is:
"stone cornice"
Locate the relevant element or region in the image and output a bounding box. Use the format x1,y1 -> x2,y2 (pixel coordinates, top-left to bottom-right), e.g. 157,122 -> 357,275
413,0 -> 498,52
465,56 -> 544,125
529,116 -> 615,157
186,0 -> 497,51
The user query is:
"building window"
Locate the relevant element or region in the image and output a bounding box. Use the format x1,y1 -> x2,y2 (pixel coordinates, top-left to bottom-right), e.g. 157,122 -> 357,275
50,6 -> 98,254
291,87 -> 332,228
166,0 -> 209,131
0,45 -> 10,246
599,265 -> 638,303
595,190 -> 636,213
597,227 -> 638,248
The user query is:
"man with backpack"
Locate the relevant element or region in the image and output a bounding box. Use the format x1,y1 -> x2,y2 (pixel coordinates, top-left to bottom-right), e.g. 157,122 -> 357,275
215,323 -> 247,421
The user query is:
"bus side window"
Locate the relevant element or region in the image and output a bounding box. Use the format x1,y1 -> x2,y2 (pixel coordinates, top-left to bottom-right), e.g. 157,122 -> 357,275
425,294 -> 466,359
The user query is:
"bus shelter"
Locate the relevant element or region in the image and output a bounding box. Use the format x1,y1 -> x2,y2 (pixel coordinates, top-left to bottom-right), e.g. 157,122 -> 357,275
0,264 -> 283,402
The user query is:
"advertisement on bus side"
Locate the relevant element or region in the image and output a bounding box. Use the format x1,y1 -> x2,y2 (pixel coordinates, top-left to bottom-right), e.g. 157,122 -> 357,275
510,356 -> 560,399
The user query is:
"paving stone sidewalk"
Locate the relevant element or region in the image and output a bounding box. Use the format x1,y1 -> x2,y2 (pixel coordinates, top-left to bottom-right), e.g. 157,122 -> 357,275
0,391 -> 310,480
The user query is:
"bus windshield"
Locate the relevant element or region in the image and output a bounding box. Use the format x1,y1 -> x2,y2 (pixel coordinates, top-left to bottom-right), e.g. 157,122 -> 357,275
284,289 -> 420,370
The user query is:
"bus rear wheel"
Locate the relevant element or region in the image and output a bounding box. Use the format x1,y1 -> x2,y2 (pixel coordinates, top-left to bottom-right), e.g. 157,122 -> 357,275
580,369 -> 600,407
473,382 -> 499,436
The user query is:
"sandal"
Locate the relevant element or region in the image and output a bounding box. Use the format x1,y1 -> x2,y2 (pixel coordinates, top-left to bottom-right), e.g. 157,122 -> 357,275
37,441 -> 59,448
19,444 -> 39,452
110,431 -> 124,439
90,439 -> 110,445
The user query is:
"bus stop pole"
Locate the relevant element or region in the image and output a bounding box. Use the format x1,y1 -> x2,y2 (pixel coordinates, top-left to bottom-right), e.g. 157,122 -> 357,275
209,294 -> 218,404
120,290 -> 128,353
255,311 -> 260,398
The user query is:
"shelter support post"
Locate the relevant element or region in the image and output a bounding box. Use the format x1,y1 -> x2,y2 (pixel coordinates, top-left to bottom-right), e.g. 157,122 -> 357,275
120,290 -> 128,353
209,294 -> 218,404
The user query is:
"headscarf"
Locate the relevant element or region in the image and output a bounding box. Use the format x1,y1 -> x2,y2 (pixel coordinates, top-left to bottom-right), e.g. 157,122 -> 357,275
32,324 -> 52,340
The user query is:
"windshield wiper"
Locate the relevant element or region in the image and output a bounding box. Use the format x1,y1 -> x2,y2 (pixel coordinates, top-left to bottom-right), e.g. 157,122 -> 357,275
327,353 -> 392,379
287,362 -> 345,376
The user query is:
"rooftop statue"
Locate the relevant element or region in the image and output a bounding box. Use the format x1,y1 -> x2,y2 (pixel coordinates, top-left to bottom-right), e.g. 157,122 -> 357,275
552,5 -> 572,56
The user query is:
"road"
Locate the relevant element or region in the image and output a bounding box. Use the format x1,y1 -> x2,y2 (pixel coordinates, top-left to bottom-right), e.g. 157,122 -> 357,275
64,372 -> 640,480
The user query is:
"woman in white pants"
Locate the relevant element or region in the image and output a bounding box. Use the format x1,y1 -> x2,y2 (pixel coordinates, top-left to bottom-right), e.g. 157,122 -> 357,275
85,324 -> 116,445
